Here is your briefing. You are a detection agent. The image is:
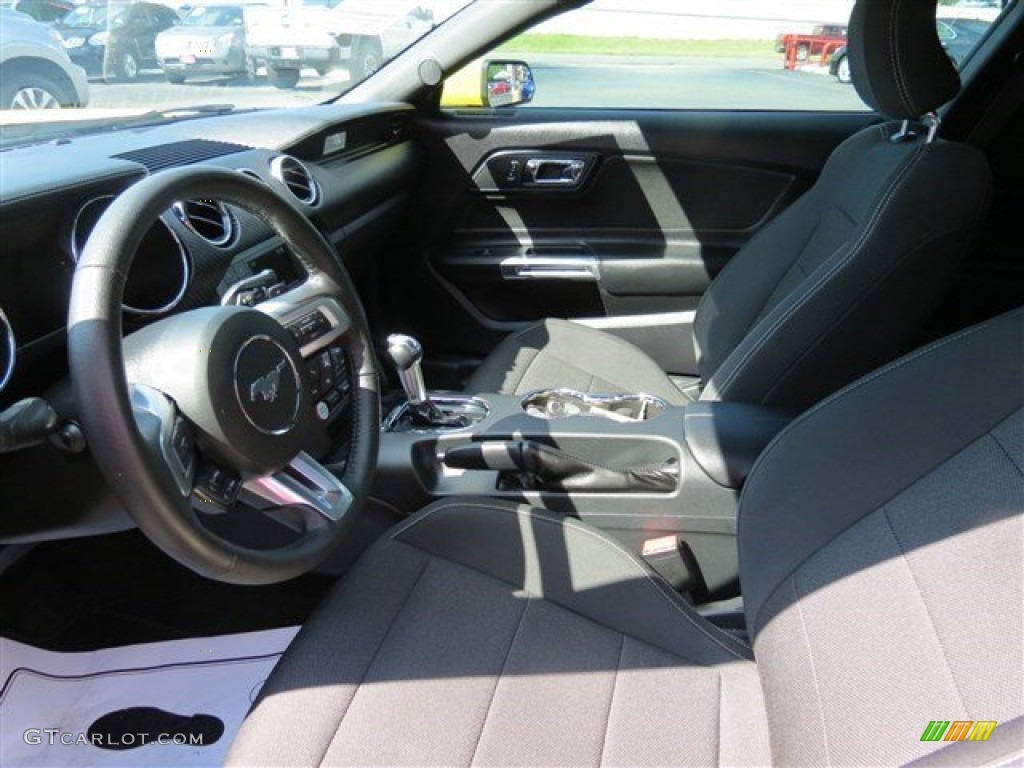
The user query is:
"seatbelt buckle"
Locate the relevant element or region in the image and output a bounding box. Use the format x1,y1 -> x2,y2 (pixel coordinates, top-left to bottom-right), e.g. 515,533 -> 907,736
641,535 -> 697,593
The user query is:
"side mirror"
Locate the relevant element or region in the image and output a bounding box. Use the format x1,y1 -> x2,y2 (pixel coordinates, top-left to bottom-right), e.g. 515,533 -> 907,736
440,59 -> 534,109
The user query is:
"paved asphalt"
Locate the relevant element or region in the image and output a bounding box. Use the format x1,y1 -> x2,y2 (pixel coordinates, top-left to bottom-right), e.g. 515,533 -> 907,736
82,54 -> 868,113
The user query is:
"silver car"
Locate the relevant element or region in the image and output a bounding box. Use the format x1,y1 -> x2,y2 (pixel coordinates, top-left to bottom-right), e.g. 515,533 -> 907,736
155,4 -> 255,83
0,8 -> 89,108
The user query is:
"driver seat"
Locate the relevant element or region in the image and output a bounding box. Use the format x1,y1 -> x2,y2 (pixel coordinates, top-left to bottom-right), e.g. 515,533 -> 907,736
228,307 -> 1023,767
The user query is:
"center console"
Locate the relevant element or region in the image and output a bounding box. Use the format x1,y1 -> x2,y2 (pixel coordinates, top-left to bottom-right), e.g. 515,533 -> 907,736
373,336 -> 793,601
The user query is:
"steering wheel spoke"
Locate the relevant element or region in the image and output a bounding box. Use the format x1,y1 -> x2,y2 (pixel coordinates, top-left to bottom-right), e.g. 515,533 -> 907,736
256,291 -> 352,354
240,452 -> 354,528
129,384 -> 196,498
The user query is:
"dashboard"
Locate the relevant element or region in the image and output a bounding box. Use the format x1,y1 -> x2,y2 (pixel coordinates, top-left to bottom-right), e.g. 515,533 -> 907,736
0,101 -> 419,540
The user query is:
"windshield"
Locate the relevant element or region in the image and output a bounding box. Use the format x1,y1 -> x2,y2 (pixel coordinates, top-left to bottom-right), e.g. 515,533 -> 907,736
0,0 -> 473,143
60,3 -> 121,26
179,5 -> 241,26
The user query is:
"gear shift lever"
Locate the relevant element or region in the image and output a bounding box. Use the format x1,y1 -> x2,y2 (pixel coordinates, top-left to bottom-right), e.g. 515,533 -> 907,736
385,334 -> 467,428
386,334 -> 429,405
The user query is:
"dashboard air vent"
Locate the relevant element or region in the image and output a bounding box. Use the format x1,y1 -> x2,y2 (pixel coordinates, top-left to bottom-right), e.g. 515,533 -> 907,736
270,155 -> 319,205
0,307 -> 14,392
173,199 -> 236,247
112,139 -> 250,172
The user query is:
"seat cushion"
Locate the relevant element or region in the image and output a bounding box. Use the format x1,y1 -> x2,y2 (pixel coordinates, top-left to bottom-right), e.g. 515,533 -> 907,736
227,500 -> 769,767
738,308 -> 1024,766
467,318 -> 690,405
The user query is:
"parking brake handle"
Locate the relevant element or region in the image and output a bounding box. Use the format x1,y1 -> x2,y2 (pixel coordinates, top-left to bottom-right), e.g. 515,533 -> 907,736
443,440 -> 678,493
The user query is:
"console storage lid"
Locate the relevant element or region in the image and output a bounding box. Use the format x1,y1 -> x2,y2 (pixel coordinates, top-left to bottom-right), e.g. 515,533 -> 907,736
683,402 -> 793,489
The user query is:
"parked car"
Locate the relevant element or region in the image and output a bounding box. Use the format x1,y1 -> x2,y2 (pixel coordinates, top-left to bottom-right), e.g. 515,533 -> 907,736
54,1 -> 179,81
0,7 -> 88,107
830,17 -> 993,82
241,0 -> 338,89
827,43 -> 852,82
331,0 -> 434,79
155,3 -> 256,83
244,0 -> 434,89
7,0 -> 73,24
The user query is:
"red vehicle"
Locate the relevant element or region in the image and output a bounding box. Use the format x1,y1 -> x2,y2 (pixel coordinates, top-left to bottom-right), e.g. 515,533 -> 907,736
776,23 -> 847,66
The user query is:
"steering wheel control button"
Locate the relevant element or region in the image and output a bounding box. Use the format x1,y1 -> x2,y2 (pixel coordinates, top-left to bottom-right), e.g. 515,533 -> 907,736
193,463 -> 242,509
288,309 -> 332,346
233,336 -> 301,435
238,288 -> 267,307
329,346 -> 350,392
170,418 -> 195,477
318,350 -> 335,390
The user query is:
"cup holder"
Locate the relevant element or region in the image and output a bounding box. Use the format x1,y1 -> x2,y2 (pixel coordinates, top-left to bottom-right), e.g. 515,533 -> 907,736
521,389 -> 668,423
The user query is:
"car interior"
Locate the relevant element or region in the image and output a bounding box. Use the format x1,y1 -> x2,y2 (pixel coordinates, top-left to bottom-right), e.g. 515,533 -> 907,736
0,0 -> 1021,765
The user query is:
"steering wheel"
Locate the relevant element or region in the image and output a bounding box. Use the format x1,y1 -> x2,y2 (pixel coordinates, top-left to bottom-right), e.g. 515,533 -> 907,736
68,166 -> 379,585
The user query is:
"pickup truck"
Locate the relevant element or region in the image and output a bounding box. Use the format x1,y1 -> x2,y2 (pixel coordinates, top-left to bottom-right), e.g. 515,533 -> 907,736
243,0 -> 435,89
774,23 -> 847,62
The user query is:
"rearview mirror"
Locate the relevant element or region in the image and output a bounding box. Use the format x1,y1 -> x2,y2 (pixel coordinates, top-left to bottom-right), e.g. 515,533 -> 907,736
440,59 -> 535,109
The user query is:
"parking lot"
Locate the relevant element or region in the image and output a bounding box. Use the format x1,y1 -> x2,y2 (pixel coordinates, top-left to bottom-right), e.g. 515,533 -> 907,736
83,54 -> 867,113
80,66 -> 353,111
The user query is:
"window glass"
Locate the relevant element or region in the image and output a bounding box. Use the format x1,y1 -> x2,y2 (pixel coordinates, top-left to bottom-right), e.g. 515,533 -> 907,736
477,0 -> 1007,111
0,0 -> 472,135
62,3 -> 116,25
180,5 -> 241,26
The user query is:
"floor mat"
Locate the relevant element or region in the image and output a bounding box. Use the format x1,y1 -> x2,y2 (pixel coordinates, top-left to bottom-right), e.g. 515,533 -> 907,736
1,627 -> 299,767
0,532 -> 332,652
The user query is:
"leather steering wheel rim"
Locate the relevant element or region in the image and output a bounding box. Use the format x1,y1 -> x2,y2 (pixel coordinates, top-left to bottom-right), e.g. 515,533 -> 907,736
68,166 -> 379,585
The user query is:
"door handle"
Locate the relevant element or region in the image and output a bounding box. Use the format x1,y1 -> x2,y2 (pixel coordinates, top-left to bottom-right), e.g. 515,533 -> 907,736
522,158 -> 587,186
472,151 -> 597,192
500,255 -> 600,281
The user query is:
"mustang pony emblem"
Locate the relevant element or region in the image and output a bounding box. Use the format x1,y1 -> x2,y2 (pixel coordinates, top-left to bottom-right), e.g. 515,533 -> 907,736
250,359 -> 288,404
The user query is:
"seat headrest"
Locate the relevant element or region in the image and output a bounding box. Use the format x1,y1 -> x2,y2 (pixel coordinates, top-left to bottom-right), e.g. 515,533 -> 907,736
848,0 -> 961,119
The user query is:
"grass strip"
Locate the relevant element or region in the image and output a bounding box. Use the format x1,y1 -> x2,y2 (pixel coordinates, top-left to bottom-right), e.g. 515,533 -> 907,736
498,34 -> 775,58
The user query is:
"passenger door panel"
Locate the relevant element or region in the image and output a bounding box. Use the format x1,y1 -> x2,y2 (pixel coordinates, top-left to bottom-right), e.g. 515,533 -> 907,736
406,109 -> 876,375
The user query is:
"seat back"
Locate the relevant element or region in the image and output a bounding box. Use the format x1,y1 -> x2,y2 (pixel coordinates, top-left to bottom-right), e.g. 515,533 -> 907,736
693,0 -> 992,410
738,307 -> 1023,766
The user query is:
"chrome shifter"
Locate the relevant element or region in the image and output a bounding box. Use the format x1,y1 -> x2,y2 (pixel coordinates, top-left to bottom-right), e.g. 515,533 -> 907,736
386,334 -> 430,405
385,334 -> 465,428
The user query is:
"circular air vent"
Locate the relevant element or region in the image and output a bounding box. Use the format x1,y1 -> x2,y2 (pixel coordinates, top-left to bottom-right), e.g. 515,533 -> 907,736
0,307 -> 14,392
270,155 -> 319,205
172,199 -> 236,247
